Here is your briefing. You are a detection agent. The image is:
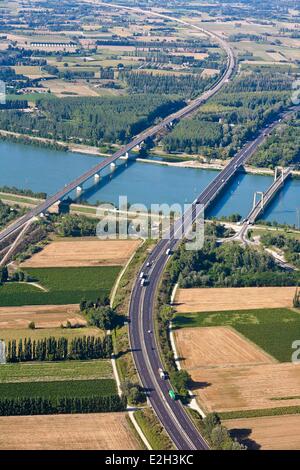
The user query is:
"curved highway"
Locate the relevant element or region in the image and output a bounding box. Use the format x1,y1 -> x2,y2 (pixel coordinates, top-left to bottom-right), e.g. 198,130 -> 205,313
128,106 -> 296,450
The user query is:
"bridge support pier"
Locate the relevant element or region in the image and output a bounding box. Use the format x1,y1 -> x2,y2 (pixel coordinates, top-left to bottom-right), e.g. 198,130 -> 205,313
110,162 -> 116,171
94,173 -> 101,183
76,186 -> 83,196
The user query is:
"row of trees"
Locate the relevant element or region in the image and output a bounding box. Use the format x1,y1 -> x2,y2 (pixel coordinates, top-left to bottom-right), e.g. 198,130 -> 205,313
120,71 -> 216,99
0,395 -> 127,416
169,240 -> 300,288
6,335 -> 113,362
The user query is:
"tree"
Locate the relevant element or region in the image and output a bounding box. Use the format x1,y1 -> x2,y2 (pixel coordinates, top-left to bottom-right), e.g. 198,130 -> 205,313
28,321 -> 36,330
170,370 -> 191,396
203,412 -> 221,436
0,266 -> 8,284
121,380 -> 145,405
89,306 -> 117,330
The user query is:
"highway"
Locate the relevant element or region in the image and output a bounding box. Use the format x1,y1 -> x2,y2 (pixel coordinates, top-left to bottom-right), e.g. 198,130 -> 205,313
128,106 -> 298,450
0,0 -> 298,451
0,5 -> 235,245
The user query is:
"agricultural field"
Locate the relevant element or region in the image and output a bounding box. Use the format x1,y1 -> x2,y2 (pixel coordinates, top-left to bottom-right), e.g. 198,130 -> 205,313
0,266 -> 121,306
0,360 -> 113,383
192,362 -> 300,414
0,304 -> 83,329
0,326 -> 103,343
175,307 -> 300,416
0,378 -> 117,399
174,326 -> 275,369
174,308 -> 300,362
175,287 -> 296,313
225,414 -> 300,450
0,413 -> 141,450
21,239 -> 141,268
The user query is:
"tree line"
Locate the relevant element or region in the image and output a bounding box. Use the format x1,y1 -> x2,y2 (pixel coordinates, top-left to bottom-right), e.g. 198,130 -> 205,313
120,70 -> 216,99
0,395 -> 127,416
6,335 -> 113,362
0,95 -> 185,147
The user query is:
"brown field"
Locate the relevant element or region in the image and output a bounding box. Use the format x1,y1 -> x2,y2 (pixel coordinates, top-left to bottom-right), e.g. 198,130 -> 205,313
0,304 -> 84,329
0,413 -> 141,450
46,79 -> 99,97
21,239 -> 141,268
225,414 -> 300,450
175,287 -> 296,313
190,362 -> 300,413
174,327 -> 274,370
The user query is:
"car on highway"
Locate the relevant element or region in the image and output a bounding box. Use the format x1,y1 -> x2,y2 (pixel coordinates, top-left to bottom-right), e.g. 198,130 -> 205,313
168,390 -> 176,400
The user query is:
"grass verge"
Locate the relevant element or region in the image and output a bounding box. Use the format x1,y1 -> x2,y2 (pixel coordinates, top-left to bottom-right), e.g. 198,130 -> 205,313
134,408 -> 174,450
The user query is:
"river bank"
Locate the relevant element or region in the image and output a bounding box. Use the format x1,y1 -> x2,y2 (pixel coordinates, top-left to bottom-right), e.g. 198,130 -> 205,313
1,128 -> 298,178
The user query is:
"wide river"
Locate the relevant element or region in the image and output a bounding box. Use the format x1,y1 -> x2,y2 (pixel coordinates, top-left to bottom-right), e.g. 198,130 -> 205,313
0,141 -> 299,226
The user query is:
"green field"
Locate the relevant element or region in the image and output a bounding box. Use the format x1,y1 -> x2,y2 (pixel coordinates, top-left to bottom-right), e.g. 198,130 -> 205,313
0,266 -> 121,306
175,308 -> 300,362
0,378 -> 117,399
0,360 -> 113,383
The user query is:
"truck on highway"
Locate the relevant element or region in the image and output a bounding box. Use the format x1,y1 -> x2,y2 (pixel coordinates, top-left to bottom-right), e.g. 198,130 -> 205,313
158,368 -> 167,380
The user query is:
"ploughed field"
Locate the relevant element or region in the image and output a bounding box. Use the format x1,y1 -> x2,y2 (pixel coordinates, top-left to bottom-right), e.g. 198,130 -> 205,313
224,414 -> 300,450
175,287 -> 296,313
21,239 -> 141,268
0,304 -> 84,329
0,413 -> 141,450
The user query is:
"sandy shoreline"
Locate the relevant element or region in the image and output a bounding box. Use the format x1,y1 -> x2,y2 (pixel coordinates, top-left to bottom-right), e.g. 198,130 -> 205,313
1,128 -> 299,177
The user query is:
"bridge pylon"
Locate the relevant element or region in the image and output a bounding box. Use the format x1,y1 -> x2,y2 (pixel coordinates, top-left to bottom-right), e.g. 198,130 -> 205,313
274,166 -> 284,183
253,191 -> 264,210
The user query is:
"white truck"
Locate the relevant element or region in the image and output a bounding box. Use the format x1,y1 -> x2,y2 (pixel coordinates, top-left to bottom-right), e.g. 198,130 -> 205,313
158,368 -> 167,380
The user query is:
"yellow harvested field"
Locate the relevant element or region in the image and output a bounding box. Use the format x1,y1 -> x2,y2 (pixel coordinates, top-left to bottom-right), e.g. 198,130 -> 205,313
191,362 -> 300,413
224,414 -> 300,450
0,304 -> 84,329
46,79 -> 99,97
174,327 -> 274,369
175,287 -> 296,313
201,68 -> 220,77
21,239 -> 141,267
0,413 -> 141,450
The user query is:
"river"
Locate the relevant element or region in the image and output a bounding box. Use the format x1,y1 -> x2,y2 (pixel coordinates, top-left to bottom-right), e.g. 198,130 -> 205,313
0,140 -> 299,227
